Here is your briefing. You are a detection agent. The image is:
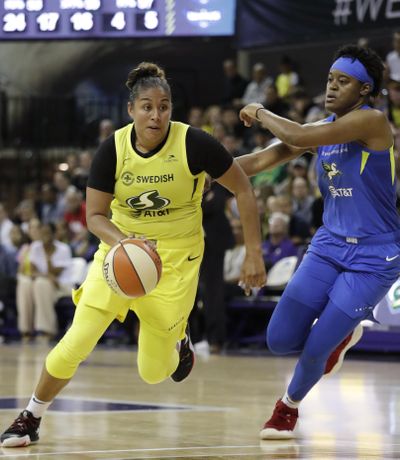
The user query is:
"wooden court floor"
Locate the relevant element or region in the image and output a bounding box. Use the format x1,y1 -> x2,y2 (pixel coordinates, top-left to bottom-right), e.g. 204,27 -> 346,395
0,343 -> 399,459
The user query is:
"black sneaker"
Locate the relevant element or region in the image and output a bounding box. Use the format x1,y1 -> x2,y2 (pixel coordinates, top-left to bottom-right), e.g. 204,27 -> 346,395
171,327 -> 195,382
0,410 -> 41,447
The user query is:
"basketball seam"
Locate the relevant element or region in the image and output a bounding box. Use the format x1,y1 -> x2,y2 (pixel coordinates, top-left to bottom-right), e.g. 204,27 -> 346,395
119,242 -> 146,295
135,240 -> 162,281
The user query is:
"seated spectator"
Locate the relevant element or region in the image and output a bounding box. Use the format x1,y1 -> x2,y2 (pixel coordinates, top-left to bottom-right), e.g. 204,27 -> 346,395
16,222 -> 73,342
262,212 -> 298,271
274,195 -> 311,246
202,105 -> 222,134
275,56 -> 300,99
262,85 -> 290,117
288,88 -> 325,124
242,63 -> 273,106
64,187 -> 87,245
223,220 -> 246,299
221,106 -> 245,138
38,183 -> 64,224
211,122 -> 227,143
291,177 -> 315,226
14,199 -> 37,235
187,106 -> 204,129
0,203 -> 13,251
387,77 -> 400,130
98,118 -> 115,145
221,58 -> 249,107
53,170 -> 74,216
71,150 -> 92,195
386,30 -> 400,82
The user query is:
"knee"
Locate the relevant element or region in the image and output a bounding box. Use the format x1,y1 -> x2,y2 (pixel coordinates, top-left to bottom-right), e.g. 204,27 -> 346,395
266,326 -> 294,355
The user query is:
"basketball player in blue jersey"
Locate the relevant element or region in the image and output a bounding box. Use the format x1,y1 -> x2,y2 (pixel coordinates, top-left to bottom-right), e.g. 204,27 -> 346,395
237,44 -> 399,439
0,62 -> 266,447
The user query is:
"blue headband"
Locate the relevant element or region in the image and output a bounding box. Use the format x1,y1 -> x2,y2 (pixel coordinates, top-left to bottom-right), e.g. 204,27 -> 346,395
330,57 -> 374,89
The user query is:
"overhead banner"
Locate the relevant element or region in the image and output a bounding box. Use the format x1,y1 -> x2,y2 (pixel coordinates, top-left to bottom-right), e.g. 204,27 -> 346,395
237,0 -> 400,48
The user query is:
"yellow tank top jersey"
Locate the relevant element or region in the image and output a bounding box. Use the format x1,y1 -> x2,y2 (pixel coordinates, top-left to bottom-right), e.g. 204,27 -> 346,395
111,121 -> 206,240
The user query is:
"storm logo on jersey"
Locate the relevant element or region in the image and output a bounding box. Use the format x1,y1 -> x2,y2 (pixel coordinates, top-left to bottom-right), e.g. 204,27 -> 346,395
126,190 -> 171,218
322,161 -> 342,181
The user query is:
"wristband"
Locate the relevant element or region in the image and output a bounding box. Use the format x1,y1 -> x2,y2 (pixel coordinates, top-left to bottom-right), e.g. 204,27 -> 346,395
255,107 -> 265,120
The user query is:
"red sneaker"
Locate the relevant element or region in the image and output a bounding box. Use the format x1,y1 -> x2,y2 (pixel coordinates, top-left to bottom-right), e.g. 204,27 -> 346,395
260,400 -> 298,439
1,410 -> 41,447
324,324 -> 363,376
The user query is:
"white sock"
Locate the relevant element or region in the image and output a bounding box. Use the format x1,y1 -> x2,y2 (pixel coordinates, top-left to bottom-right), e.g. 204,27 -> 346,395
282,391 -> 300,409
26,395 -> 52,418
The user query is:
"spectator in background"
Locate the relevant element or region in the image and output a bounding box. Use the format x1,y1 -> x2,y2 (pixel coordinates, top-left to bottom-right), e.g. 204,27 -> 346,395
71,150 -> 92,195
202,105 -> 222,135
221,58 -> 249,107
288,88 -> 325,124
187,106 -> 204,129
262,85 -> 290,118
274,195 -> 311,246
221,106 -> 245,138
275,56 -> 300,99
387,77 -> 400,130
250,130 -> 286,189
0,203 -> 13,251
14,200 -> 37,235
223,220 -> 246,300
16,222 -> 73,343
386,30 -> 400,81
291,177 -> 315,227
53,170 -> 73,216
242,63 -> 273,106
38,183 -> 64,224
63,187 -> 87,246
275,156 -> 310,196
211,122 -> 227,143
262,212 -> 298,271
65,153 -> 79,174
221,133 -> 243,158
98,118 -> 115,145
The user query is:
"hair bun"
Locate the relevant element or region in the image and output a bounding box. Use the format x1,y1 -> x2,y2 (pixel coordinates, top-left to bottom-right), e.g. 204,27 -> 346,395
126,62 -> 166,91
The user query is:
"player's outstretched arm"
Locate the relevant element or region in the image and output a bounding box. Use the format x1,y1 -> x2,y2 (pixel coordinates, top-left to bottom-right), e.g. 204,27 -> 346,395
215,162 -> 267,294
236,140 -> 307,177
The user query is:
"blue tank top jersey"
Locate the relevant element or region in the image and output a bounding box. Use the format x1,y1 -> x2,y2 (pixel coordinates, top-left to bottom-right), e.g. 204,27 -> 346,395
316,106 -> 399,238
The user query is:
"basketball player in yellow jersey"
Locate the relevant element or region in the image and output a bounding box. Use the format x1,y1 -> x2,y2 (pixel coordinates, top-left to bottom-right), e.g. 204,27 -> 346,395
1,62 -> 267,447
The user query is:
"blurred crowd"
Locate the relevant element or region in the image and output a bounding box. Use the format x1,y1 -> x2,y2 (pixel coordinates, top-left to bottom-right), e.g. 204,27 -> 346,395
1,32 -> 400,351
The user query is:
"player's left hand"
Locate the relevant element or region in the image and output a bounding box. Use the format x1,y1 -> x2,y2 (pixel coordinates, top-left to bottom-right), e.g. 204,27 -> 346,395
239,103 -> 264,127
238,252 -> 267,296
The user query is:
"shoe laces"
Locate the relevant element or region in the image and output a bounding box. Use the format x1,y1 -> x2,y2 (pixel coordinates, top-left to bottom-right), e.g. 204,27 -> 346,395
8,411 -> 39,434
265,404 -> 297,428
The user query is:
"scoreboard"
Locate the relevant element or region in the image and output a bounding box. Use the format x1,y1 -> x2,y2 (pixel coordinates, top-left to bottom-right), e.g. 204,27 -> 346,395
0,0 -> 236,39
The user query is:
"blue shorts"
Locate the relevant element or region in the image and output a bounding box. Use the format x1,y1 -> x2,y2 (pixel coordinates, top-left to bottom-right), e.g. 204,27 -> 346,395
283,226 -> 400,319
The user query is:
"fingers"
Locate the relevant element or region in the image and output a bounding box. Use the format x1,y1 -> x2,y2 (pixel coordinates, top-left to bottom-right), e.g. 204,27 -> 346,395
238,275 -> 267,296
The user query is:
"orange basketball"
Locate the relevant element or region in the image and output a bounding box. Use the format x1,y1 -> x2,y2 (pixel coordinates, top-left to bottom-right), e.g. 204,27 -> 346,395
102,238 -> 162,298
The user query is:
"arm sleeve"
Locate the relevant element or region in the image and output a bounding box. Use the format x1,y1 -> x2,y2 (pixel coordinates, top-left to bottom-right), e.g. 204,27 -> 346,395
186,127 -> 233,178
87,135 -> 117,194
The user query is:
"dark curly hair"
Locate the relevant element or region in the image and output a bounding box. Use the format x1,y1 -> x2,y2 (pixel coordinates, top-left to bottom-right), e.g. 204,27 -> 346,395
126,62 -> 171,102
333,44 -> 384,97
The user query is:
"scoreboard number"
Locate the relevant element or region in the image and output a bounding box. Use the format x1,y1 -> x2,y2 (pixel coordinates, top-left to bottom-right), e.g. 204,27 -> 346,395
3,12 -> 27,32
36,13 -> 60,32
70,12 -> 94,32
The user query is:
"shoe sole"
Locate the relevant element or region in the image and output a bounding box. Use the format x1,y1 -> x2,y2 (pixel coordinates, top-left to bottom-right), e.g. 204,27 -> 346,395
260,427 -> 297,440
1,435 -> 36,447
325,324 -> 363,377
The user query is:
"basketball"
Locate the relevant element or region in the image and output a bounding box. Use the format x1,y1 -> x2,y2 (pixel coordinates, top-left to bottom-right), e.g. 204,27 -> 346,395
102,238 -> 162,298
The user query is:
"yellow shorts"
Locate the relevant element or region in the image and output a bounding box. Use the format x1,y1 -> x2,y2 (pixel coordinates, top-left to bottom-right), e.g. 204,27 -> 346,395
72,233 -> 204,338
